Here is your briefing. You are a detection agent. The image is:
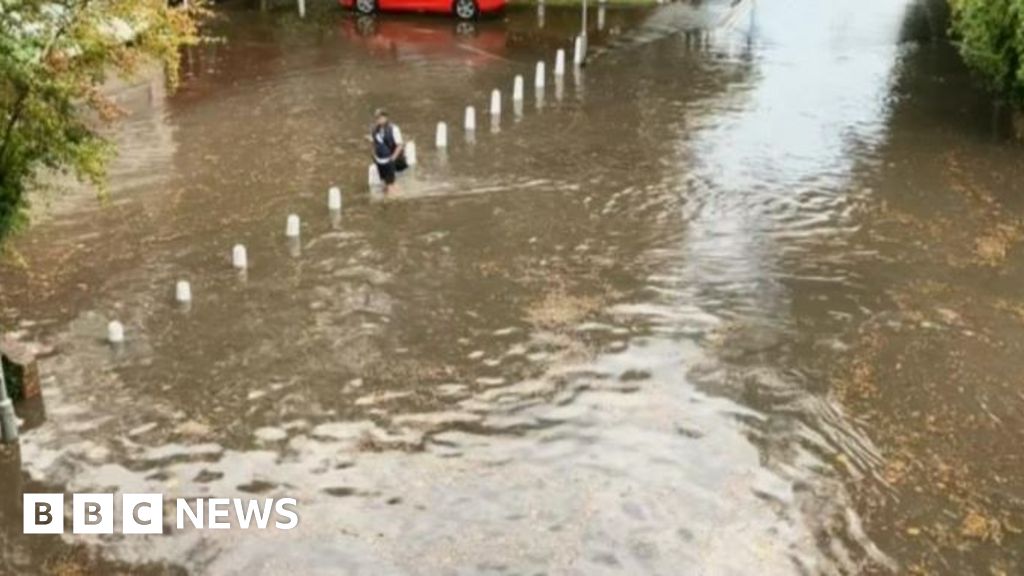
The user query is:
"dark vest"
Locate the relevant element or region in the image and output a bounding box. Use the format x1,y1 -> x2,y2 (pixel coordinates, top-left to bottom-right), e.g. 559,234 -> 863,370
372,123 -> 397,160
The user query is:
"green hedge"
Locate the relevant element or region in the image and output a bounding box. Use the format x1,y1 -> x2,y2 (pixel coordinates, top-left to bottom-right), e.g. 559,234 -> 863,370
950,0 -> 1024,106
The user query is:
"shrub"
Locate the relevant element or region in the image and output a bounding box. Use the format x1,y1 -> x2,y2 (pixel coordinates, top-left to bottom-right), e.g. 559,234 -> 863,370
949,0 -> 1024,106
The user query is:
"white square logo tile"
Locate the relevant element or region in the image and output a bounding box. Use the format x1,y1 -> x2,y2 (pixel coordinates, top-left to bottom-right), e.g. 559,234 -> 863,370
122,494 -> 164,534
72,493 -> 114,534
23,494 -> 64,534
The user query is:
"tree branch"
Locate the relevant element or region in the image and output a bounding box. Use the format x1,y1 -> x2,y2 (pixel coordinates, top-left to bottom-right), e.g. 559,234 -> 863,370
0,89 -> 28,165
0,0 -> 94,164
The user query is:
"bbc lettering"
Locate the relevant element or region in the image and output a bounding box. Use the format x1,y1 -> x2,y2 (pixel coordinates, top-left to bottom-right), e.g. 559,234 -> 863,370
24,494 -> 299,534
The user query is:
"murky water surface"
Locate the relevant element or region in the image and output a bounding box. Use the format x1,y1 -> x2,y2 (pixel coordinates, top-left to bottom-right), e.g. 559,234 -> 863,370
2,0 -> 1023,574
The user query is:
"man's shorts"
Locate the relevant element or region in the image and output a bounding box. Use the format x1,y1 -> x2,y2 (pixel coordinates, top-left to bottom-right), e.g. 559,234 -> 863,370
376,161 -> 397,185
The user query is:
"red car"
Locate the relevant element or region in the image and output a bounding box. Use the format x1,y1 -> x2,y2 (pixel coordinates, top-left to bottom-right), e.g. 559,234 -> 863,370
340,0 -> 505,20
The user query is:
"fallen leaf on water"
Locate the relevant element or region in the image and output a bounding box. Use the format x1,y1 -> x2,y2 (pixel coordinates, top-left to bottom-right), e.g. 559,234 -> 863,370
175,420 -> 211,437
961,509 -> 1003,543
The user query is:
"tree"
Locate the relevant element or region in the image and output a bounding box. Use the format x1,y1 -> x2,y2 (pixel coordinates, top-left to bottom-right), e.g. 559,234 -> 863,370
0,0 -> 203,243
949,0 -> 1024,106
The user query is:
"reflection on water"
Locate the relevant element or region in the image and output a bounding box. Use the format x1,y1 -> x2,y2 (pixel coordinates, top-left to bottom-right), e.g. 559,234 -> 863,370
1,0 -> 1022,574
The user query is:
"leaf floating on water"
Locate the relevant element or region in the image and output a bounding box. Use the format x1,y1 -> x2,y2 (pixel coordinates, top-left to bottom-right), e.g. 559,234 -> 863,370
960,509 -> 1003,543
174,420 -> 211,438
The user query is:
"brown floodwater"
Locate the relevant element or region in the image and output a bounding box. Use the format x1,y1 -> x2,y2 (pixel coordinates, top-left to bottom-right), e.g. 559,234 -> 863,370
1,0 -> 1023,574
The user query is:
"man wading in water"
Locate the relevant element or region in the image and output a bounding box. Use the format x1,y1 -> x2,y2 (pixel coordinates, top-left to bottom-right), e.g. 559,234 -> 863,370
369,108 -> 407,194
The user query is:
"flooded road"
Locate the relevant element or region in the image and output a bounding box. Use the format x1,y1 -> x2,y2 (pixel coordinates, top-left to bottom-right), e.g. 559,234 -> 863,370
1,0 -> 1023,574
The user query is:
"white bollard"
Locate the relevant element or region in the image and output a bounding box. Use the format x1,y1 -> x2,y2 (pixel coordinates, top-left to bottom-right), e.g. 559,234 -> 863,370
490,89 -> 501,116
405,140 -> 417,166
554,49 -> 566,76
535,61 -> 546,88
574,35 -> 585,66
107,321 -> 125,344
175,280 -> 192,304
513,75 -> 524,102
465,106 -> 476,132
328,186 -> 342,211
598,5 -> 606,31
368,163 -> 382,187
435,121 -> 448,148
286,214 -> 300,238
232,244 -> 248,269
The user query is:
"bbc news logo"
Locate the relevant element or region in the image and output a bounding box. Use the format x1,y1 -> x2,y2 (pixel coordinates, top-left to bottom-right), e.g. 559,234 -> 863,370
24,494 -> 299,534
